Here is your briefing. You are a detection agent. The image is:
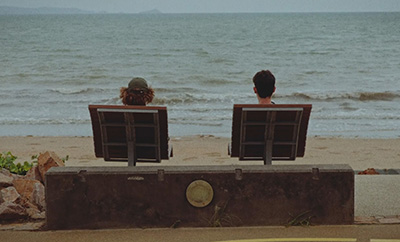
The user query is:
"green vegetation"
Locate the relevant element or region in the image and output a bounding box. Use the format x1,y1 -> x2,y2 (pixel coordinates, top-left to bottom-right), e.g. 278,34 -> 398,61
62,155 -> 69,163
0,152 -> 37,175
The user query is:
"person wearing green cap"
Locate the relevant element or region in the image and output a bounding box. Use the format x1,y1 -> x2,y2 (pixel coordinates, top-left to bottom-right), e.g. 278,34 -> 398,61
120,77 -> 155,105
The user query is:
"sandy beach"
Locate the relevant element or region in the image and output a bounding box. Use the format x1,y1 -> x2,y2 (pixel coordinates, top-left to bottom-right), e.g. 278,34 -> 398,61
1,135 -> 400,237
1,135 -> 399,171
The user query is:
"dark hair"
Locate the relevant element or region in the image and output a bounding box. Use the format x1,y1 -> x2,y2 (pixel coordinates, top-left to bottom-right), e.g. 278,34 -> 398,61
119,87 -> 154,105
252,70 -> 275,98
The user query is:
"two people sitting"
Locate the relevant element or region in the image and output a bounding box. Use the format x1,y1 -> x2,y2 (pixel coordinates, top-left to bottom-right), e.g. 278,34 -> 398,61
120,70 -> 276,106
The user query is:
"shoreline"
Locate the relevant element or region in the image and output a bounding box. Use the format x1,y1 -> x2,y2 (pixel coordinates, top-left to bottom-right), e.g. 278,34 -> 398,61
1,135 -> 399,170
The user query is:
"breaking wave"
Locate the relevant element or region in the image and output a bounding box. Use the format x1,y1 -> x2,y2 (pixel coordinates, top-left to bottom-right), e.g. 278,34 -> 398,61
152,93 -> 237,105
284,91 -> 400,101
0,118 -> 90,125
48,87 -> 107,95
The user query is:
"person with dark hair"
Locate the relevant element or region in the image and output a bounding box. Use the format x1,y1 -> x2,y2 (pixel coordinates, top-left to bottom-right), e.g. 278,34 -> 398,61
120,77 -> 154,105
252,70 -> 276,104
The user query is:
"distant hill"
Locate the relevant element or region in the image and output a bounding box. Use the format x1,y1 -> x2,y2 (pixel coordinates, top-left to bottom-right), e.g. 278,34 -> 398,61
139,9 -> 162,14
0,6 -> 94,15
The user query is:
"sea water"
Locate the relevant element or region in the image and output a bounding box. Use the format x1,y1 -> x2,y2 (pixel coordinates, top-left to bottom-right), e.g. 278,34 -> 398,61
1,12 -> 399,137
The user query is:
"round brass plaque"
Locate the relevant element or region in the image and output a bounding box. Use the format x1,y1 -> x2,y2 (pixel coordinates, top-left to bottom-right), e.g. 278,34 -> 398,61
186,180 -> 214,208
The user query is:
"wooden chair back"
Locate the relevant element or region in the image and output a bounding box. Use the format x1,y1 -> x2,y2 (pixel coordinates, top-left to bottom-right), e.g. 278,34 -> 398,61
89,105 -> 169,166
230,104 -> 312,165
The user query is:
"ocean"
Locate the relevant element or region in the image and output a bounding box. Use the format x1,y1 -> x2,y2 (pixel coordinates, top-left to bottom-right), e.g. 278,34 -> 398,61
1,12 -> 399,138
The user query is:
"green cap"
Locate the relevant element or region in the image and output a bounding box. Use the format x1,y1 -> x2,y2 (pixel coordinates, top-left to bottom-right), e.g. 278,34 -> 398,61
128,77 -> 149,91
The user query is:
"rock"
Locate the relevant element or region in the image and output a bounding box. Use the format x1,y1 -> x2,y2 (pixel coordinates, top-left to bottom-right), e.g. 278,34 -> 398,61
37,151 -> 64,181
24,165 -> 43,183
0,202 -> 27,221
0,221 -> 45,231
0,169 -> 14,188
0,169 -> 12,176
12,179 -> 45,210
378,217 -> 400,224
358,168 -> 380,175
0,186 -> 21,203
354,216 -> 378,224
26,206 -> 46,220
24,201 -> 45,219
32,183 -> 45,210
1,168 -> 24,181
11,174 -> 24,182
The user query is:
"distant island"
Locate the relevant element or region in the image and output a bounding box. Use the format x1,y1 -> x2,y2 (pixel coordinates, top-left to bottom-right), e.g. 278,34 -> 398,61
0,6 -> 94,15
139,9 -> 162,14
0,6 -> 164,15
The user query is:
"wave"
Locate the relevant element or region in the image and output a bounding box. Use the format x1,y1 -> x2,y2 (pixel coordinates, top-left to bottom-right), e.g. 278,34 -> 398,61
53,48 -> 73,53
312,116 -> 400,121
86,74 -> 110,80
195,49 -> 209,57
283,91 -> 400,102
358,92 -> 399,101
169,120 -> 223,127
303,70 -> 329,75
312,112 -> 400,120
48,87 -> 106,95
198,78 -> 237,86
154,87 -> 199,94
340,102 -> 359,111
152,93 -> 237,105
306,50 -> 331,56
169,116 -> 230,126
189,108 -> 231,113
208,58 -> 235,64
152,96 -> 204,105
0,118 -> 90,125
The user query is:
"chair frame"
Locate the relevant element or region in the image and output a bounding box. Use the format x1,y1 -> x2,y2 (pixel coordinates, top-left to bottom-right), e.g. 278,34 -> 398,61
231,104 -> 312,165
89,105 -> 170,166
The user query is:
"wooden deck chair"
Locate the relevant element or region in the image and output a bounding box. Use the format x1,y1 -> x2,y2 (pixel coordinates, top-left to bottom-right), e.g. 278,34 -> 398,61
230,104 -> 312,165
88,105 -> 171,166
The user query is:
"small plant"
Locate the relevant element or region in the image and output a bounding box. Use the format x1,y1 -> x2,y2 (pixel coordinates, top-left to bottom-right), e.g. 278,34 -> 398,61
208,200 -> 240,227
286,210 -> 314,227
0,152 -> 37,175
62,155 -> 69,163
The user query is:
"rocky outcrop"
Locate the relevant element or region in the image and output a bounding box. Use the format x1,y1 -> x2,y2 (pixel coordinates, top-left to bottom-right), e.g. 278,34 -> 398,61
358,168 -> 380,175
0,202 -> 27,221
0,186 -> 21,204
24,165 -> 42,183
13,179 -> 45,210
0,169 -> 14,188
0,151 -> 64,223
37,151 -> 64,182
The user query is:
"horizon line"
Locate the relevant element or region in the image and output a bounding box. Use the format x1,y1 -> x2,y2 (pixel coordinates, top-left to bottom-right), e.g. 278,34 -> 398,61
1,5 -> 400,15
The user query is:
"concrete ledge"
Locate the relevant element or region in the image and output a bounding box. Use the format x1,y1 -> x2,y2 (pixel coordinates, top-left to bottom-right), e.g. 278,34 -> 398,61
45,164 -> 354,230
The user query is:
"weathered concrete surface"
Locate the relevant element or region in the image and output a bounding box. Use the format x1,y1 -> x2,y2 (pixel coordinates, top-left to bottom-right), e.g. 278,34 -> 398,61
45,165 -> 354,230
355,175 -> 400,217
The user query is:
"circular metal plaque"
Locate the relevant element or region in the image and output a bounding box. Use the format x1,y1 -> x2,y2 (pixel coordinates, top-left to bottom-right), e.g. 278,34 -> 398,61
186,180 -> 214,208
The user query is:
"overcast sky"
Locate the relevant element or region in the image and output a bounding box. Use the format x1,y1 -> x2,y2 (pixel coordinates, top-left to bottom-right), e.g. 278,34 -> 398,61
1,0 -> 400,13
